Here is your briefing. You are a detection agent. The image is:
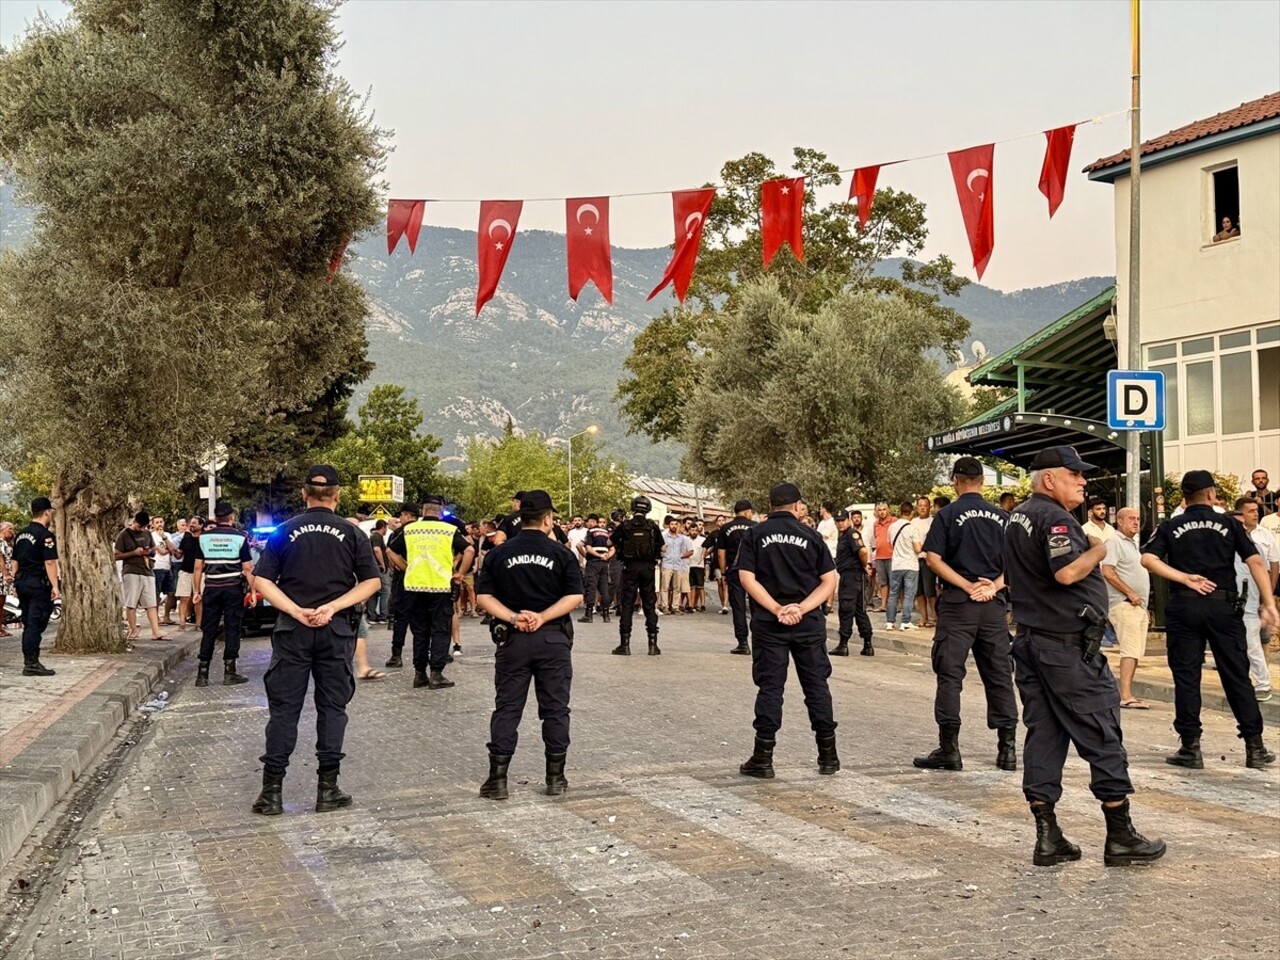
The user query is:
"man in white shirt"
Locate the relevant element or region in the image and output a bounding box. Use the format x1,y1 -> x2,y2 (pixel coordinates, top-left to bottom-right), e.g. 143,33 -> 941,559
150,516 -> 177,625
817,503 -> 839,560
1083,497 -> 1117,543
566,515 -> 588,567
659,516 -> 694,615
1101,507 -> 1151,709
1235,498 -> 1279,697
886,502 -> 923,630
687,522 -> 708,612
911,496 -> 937,628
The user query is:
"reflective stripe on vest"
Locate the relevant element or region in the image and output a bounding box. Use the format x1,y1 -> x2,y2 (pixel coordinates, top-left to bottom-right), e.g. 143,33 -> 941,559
403,519 -> 455,592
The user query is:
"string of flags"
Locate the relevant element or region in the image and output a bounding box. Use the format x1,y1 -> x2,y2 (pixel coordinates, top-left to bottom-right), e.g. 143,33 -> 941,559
370,112 -> 1114,311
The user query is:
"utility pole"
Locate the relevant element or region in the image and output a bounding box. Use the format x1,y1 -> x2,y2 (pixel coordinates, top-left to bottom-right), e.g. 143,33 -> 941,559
1125,0 -> 1143,511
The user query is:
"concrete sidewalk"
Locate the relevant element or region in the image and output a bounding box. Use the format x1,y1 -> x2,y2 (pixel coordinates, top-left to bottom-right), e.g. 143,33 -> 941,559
0,628 -> 204,867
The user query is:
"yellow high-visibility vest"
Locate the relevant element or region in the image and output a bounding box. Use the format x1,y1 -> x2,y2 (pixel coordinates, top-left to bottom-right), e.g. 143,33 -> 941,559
402,519 -> 455,592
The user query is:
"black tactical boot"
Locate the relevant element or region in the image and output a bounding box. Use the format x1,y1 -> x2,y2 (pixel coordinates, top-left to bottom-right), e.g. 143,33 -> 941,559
913,724 -> 963,770
612,636 -> 631,656
996,726 -> 1018,771
817,734 -> 840,775
545,753 -> 569,796
860,640 -> 875,656
739,736 -> 776,779
1030,802 -> 1081,866
427,668 -> 455,689
480,754 -> 512,800
413,669 -> 429,688
315,767 -> 352,813
730,641 -> 750,655
578,611 -> 593,623
647,633 -> 661,656
1245,735 -> 1277,768
223,659 -> 249,686
385,650 -> 403,668
194,661 -> 211,687
1102,799 -> 1167,866
251,769 -> 284,816
1165,735 -> 1203,769
601,610 -> 610,623
830,640 -> 850,657
22,657 -> 56,677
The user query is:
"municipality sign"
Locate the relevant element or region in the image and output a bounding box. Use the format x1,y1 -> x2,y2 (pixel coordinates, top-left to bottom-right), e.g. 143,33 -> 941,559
1107,370 -> 1165,431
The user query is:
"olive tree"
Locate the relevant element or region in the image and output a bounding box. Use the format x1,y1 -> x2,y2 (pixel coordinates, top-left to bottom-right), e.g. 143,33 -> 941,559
0,0 -> 386,651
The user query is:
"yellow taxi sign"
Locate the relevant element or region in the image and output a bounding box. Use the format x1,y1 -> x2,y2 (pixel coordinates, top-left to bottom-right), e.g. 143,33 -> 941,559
357,475 -> 404,504
371,504 -> 393,521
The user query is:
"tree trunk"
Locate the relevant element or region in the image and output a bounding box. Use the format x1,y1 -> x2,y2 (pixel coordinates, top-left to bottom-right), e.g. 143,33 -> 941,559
51,470 -> 127,654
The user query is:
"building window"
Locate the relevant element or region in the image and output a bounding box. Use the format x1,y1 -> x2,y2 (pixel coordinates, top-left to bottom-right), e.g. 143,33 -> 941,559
1211,166 -> 1240,241
1261,347 -> 1280,432
1151,362 -> 1179,441
1148,344 -> 1176,362
1185,360 -> 1215,436
1219,351 -> 1254,434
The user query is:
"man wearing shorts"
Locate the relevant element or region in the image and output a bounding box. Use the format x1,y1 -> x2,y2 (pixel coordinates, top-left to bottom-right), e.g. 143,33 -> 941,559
1100,507 -> 1151,709
660,516 -> 694,614
113,512 -> 171,642
872,501 -> 893,612
688,522 -> 707,612
175,516 -> 204,628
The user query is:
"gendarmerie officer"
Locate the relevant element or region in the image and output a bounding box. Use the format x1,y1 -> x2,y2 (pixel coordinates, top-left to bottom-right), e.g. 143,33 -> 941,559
577,514 -> 614,622
475,490 -> 584,799
915,456 -> 1019,772
830,508 -> 874,657
12,496 -> 60,677
383,502 -> 418,668
494,492 -> 524,546
250,465 -> 382,817
1140,470 -> 1278,769
192,501 -> 254,687
606,508 -> 626,615
610,496 -> 663,656
1004,446 -> 1165,867
736,482 -> 839,778
718,499 -> 757,656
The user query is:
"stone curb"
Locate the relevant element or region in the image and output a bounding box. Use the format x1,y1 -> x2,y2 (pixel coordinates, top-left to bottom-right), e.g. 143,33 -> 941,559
0,632 -> 203,868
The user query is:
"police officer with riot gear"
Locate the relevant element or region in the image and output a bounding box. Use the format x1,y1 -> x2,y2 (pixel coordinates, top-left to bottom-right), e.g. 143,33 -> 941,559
1004,446 -> 1165,867
718,499 -> 757,656
831,508 -> 874,657
475,490 -> 584,799
1141,470 -> 1278,769
915,457 -> 1019,772
611,496 -> 663,655
250,466 -> 382,816
578,514 -> 614,622
736,483 -> 840,778
12,496 -> 59,677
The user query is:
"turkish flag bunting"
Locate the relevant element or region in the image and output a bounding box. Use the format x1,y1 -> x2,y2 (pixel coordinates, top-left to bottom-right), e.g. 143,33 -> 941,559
1038,124 -> 1077,219
566,196 -> 612,303
387,199 -> 425,255
948,144 -> 995,279
475,200 -> 523,315
648,188 -> 716,303
848,166 -> 881,229
761,177 -> 804,267
325,234 -> 350,283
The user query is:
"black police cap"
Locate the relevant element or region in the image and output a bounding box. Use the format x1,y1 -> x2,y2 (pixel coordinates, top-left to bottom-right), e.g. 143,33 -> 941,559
1180,470 -> 1217,495
398,502 -> 420,517
30,496 -> 53,514
769,482 -> 802,507
520,489 -> 555,512
214,501 -> 235,518
952,456 -> 984,478
422,494 -> 446,506
833,508 -> 850,520
305,464 -> 341,485
1029,445 -> 1096,472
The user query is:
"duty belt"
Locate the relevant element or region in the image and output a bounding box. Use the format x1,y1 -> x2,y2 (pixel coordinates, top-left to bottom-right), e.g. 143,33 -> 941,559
1018,626 -> 1086,644
1172,588 -> 1237,603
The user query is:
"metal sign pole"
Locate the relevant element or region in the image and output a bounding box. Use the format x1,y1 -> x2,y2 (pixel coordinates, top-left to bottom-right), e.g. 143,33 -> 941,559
1125,0 -> 1143,511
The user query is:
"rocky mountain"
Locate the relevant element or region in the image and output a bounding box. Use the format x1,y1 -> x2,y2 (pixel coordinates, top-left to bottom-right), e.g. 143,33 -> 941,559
1,184 -> 1113,476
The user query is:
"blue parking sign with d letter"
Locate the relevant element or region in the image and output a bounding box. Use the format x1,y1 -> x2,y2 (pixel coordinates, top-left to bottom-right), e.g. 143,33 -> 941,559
1107,370 -> 1165,431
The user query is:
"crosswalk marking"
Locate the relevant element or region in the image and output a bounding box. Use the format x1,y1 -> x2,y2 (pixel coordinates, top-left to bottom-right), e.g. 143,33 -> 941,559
626,775 -> 937,885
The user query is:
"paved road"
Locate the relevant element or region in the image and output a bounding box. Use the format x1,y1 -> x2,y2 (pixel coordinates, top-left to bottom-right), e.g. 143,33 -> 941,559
5,612 -> 1278,959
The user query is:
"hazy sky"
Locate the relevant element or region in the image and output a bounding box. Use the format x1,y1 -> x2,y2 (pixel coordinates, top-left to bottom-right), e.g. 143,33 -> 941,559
3,0 -> 1278,291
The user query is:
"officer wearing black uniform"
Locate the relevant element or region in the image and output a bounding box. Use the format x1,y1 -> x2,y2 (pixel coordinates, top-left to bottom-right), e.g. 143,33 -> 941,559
610,496 -> 663,656
718,499 -> 757,656
915,457 -> 1018,772
1004,446 -> 1165,867
12,496 -> 60,677
831,508 -> 874,657
736,483 -> 840,778
606,508 -> 626,614
475,490 -> 584,799
1141,470 -> 1278,769
383,503 -> 418,668
494,492 -> 524,545
250,465 -> 382,817
577,514 -> 613,623
192,501 -> 254,687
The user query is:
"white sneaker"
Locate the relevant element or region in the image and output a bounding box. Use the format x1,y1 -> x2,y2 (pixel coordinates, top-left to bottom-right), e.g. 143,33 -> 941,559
1256,687 -> 1273,702
899,622 -> 915,631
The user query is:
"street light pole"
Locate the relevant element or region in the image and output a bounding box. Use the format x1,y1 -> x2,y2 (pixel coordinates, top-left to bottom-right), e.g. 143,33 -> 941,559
567,425 -> 599,517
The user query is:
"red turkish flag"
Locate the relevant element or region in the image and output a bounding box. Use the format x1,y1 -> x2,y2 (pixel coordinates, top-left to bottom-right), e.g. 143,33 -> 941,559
948,144 -> 995,279
848,166 -> 881,229
648,188 -> 715,303
761,177 -> 804,267
325,234 -> 350,283
387,199 -> 425,255
1039,124 -> 1077,219
475,200 -> 523,315
566,197 -> 612,303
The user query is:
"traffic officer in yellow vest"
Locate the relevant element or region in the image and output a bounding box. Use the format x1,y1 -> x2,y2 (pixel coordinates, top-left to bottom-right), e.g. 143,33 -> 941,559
390,496 -> 474,690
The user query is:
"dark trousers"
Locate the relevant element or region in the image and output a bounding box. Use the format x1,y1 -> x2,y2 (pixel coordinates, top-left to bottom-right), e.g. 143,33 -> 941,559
260,622 -> 356,774
408,592 -> 454,671
389,573 -> 408,651
1012,631 -> 1131,805
836,575 -> 873,644
728,573 -> 751,645
751,626 -> 836,739
618,562 -> 659,638
1166,594 -> 1262,739
931,592 -> 1018,729
487,627 -> 573,756
607,558 -> 624,609
199,588 -> 245,663
583,560 -> 611,611
16,581 -> 53,659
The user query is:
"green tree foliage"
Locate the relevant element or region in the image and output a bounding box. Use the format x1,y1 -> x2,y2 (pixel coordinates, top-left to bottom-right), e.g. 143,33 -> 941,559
0,0 -> 387,651
682,281 -> 964,505
618,147 -> 970,443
